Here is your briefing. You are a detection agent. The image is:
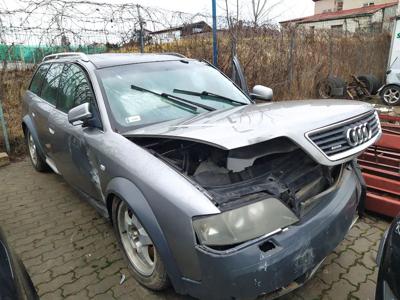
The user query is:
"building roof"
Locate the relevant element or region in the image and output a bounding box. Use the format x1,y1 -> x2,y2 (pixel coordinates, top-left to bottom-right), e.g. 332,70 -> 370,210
280,1 -> 397,24
151,21 -> 211,35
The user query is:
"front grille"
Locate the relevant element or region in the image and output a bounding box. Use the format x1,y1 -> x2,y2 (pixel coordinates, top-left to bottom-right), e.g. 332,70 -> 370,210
307,110 -> 380,158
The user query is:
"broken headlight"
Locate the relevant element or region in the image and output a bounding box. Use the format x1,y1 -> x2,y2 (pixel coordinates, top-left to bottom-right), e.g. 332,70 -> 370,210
193,198 -> 299,247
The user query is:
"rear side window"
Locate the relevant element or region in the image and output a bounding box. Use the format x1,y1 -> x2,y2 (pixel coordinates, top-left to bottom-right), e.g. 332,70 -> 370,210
58,64 -> 95,113
29,64 -> 50,95
40,63 -> 64,105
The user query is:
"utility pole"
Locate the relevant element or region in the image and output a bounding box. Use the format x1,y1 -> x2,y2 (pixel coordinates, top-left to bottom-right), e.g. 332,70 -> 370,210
137,5 -> 144,53
212,0 -> 218,67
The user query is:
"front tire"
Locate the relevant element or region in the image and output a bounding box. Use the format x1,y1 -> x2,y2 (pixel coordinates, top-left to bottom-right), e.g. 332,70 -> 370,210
112,197 -> 169,291
25,130 -> 49,172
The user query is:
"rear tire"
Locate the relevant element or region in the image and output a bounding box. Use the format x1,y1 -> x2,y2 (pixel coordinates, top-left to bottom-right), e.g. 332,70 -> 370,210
111,197 -> 169,291
357,74 -> 380,95
316,76 -> 346,98
25,130 -> 49,172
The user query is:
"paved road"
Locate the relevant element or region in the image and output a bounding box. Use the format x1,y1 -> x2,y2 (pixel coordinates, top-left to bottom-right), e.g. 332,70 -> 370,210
0,159 -> 389,299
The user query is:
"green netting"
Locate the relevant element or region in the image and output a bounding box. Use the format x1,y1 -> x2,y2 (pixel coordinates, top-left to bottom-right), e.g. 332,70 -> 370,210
0,44 -> 107,63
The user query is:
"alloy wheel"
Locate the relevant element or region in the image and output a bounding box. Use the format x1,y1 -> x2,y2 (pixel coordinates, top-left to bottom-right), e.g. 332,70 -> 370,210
117,202 -> 156,276
28,133 -> 38,166
383,88 -> 400,104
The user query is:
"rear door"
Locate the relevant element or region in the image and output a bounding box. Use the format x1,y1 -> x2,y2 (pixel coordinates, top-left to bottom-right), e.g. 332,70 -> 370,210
48,63 -> 103,200
31,63 -> 63,158
26,63 -> 50,152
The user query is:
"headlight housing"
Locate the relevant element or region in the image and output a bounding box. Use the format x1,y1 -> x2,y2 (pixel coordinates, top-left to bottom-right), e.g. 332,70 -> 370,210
193,198 -> 299,247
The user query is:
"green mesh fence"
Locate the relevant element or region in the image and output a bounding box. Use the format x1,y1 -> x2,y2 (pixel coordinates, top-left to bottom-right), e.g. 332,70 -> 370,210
0,44 -> 107,63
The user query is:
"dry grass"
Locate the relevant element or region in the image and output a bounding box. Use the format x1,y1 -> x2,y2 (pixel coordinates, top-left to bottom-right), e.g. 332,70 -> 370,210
0,69 -> 34,156
0,29 -> 391,155
123,29 -> 391,99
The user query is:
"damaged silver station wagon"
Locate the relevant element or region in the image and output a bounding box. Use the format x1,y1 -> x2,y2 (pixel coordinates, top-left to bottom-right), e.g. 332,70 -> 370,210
22,52 -> 382,300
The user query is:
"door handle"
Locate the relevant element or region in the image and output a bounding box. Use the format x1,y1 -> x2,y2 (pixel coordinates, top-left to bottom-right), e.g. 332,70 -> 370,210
31,112 -> 36,118
48,127 -> 55,135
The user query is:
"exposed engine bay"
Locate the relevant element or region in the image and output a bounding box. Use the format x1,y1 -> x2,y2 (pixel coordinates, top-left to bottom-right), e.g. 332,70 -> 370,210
130,136 -> 342,216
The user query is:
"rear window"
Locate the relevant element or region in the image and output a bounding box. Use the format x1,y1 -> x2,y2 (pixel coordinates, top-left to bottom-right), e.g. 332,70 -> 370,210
40,63 -> 64,105
29,64 -> 50,95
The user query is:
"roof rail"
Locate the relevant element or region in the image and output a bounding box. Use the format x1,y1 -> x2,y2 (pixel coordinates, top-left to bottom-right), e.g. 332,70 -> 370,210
162,52 -> 186,58
42,52 -> 90,62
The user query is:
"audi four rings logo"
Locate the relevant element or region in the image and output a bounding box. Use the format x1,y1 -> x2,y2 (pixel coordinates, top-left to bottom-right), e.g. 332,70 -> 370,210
346,123 -> 371,147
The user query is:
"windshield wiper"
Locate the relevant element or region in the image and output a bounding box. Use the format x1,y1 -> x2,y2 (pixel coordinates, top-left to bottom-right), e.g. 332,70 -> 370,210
173,88 -> 246,106
130,84 -> 215,112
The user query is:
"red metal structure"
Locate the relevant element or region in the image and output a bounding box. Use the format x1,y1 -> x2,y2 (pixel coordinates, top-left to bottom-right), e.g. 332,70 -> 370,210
358,114 -> 400,217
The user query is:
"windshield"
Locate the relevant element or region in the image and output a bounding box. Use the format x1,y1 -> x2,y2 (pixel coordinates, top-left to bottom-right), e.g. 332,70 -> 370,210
97,60 -> 250,131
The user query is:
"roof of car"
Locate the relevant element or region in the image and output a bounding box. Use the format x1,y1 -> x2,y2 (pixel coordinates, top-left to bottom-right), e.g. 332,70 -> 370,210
44,53 -> 190,69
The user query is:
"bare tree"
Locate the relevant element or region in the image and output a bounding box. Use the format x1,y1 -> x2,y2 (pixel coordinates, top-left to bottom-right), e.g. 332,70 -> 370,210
224,0 -> 240,56
251,0 -> 280,26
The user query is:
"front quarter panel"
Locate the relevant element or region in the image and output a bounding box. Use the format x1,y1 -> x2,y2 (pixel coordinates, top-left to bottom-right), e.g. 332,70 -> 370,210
106,177 -> 185,293
97,131 -> 219,283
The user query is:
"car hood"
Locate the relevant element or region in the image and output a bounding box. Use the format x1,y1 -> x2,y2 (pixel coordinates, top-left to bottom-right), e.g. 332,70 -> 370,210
125,99 -> 376,165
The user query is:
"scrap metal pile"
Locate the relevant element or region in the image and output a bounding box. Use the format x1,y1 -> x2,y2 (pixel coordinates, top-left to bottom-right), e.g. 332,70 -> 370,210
316,74 -> 381,101
359,114 -> 400,217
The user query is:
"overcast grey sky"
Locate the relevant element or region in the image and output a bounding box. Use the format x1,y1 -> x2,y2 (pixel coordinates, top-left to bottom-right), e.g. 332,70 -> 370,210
3,0 -> 315,45
98,0 -> 314,22
5,0 -> 315,23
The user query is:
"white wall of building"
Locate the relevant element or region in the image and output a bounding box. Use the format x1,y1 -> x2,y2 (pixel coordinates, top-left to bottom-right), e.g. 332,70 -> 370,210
301,15 -> 372,31
151,30 -> 181,44
302,5 -> 396,32
382,5 -> 397,31
343,0 -> 394,10
314,0 -> 395,14
315,0 -> 336,14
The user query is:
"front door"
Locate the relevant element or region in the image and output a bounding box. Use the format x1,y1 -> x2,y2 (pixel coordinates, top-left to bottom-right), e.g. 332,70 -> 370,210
48,63 -> 103,200
232,55 -> 249,95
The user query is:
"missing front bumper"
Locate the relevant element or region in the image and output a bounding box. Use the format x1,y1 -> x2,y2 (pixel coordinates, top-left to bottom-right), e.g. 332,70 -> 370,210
181,166 -> 361,300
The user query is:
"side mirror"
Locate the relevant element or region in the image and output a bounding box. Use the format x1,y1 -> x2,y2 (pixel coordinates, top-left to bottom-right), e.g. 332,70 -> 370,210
250,85 -> 273,101
68,103 -> 92,126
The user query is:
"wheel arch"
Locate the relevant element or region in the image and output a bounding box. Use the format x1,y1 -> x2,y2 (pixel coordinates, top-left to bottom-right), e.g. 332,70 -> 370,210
105,177 -> 186,294
379,83 -> 400,95
21,115 -> 46,158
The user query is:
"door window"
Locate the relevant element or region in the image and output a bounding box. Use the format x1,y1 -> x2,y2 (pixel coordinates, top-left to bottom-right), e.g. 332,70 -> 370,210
29,64 -> 50,95
232,55 -> 249,95
40,63 -> 64,105
57,64 -> 95,113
